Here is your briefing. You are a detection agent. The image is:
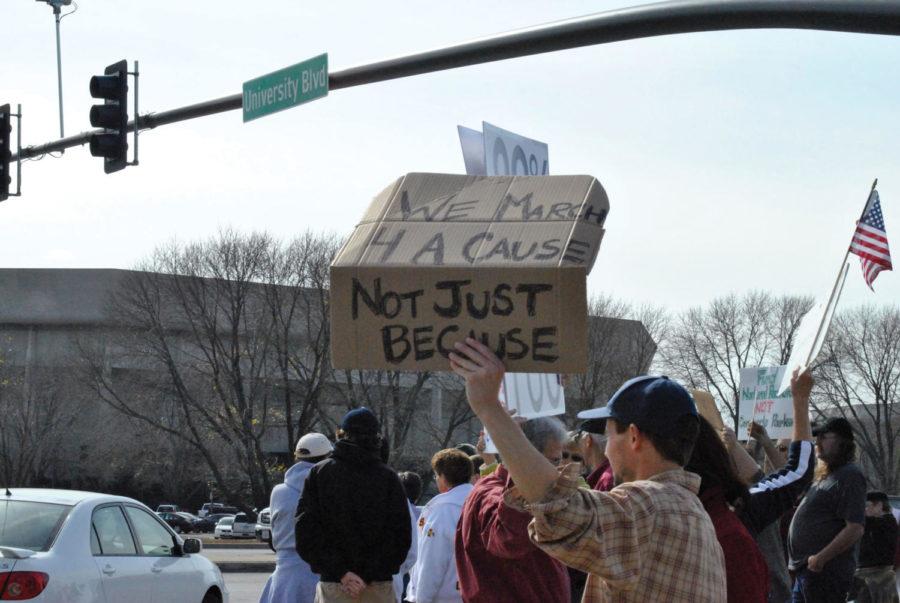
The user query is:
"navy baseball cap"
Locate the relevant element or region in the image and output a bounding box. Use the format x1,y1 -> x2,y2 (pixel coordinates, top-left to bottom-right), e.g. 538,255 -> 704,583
577,376 -> 698,437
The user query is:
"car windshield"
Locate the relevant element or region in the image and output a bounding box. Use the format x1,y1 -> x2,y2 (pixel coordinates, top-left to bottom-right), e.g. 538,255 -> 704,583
218,517 -> 234,526
0,500 -> 72,552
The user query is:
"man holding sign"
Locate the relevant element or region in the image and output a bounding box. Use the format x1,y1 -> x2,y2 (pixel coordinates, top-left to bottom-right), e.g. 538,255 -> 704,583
450,337 -> 726,602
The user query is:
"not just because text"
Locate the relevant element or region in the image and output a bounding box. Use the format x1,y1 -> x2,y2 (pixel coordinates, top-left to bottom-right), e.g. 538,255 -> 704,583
351,277 -> 560,365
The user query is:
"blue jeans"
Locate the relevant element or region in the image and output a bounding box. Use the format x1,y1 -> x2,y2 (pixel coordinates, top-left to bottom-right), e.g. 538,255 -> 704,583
791,567 -> 854,603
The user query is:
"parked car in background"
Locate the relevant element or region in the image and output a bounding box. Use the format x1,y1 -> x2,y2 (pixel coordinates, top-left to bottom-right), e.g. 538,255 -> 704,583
177,512 -> 202,526
213,513 -> 255,539
0,488 -> 228,602
193,513 -> 234,533
157,511 -> 194,534
255,507 -> 271,542
156,504 -> 180,513
197,503 -> 238,518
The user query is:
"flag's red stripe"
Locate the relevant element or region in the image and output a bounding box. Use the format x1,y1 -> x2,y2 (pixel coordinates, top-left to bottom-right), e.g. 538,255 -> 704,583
850,243 -> 892,263
856,222 -> 889,243
851,235 -> 891,256
852,248 -> 893,268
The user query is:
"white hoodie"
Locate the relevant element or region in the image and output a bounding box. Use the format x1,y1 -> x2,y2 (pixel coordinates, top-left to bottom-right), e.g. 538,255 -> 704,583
407,483 -> 474,603
259,461 -> 319,603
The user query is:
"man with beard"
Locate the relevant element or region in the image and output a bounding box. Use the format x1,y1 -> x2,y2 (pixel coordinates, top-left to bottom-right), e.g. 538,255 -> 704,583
788,417 -> 866,602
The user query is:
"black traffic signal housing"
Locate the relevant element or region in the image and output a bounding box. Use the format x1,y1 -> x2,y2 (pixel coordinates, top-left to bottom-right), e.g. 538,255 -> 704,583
89,60 -> 129,174
0,104 -> 10,202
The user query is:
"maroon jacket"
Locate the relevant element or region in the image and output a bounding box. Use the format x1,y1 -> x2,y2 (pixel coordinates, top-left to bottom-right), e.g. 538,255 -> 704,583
701,485 -> 768,603
587,459 -> 615,492
454,465 -> 569,603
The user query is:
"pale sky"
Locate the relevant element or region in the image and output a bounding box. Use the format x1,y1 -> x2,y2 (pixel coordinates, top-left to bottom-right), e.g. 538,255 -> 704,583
4,0 -> 898,312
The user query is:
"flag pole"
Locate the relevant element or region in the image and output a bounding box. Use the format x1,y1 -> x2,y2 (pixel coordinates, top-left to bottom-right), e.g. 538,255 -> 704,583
802,178 -> 878,368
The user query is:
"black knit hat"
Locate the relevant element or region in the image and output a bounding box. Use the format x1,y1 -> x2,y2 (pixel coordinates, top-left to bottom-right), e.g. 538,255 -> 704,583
341,407 -> 380,435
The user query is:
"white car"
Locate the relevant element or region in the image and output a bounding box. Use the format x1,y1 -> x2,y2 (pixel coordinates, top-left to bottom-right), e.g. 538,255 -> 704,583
255,507 -> 271,542
213,513 -> 254,539
0,488 -> 229,603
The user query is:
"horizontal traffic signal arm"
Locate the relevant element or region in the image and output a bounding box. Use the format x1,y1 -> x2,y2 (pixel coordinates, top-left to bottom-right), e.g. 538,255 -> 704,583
11,0 -> 900,161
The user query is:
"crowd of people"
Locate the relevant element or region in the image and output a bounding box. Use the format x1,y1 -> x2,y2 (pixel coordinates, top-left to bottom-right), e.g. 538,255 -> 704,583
258,337 -> 898,603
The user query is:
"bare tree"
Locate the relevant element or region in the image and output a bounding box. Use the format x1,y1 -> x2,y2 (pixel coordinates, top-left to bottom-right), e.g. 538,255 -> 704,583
0,363 -> 72,486
262,232 -> 340,452
568,296 -> 665,416
814,305 -> 900,491
661,292 -> 813,431
79,230 -> 336,509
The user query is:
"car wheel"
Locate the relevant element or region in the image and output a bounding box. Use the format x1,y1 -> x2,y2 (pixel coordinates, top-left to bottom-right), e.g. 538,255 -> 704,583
201,589 -> 221,603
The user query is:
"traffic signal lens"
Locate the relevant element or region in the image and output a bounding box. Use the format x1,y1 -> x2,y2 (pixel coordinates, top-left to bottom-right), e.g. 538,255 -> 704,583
89,104 -> 123,129
89,133 -> 127,159
89,74 -> 125,100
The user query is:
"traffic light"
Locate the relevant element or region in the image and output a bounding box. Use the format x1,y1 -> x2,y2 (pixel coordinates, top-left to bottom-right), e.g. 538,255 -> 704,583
89,60 -> 129,174
0,104 -> 10,202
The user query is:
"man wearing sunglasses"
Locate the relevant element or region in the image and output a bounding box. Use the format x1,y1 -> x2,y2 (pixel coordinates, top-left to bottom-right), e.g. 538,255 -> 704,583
575,418 -> 615,492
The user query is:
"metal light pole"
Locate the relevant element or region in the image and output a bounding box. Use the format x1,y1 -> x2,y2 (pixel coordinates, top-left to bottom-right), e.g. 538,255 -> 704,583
36,0 -> 73,140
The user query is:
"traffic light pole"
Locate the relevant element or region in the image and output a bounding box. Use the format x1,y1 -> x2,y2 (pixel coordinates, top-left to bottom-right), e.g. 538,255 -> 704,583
11,0 -> 900,162
54,5 -> 65,139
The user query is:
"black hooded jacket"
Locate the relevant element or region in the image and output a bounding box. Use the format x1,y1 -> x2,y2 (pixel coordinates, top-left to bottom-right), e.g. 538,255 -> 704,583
295,439 -> 412,583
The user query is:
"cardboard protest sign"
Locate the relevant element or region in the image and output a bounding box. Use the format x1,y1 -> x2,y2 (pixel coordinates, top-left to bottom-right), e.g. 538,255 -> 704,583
740,366 -> 795,440
330,173 -> 608,372
692,390 -> 724,432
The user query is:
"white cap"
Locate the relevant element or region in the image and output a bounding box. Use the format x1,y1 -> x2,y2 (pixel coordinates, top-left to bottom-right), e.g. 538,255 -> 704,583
295,433 -> 333,458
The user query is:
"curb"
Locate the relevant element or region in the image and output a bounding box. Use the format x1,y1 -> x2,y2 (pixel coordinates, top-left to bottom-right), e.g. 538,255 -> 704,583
216,562 -> 276,573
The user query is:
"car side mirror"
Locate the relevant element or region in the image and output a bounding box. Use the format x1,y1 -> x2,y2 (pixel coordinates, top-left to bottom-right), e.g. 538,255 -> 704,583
182,538 -> 202,555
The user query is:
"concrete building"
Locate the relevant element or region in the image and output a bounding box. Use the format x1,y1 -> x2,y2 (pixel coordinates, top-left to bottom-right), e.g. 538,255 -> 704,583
0,268 -> 657,504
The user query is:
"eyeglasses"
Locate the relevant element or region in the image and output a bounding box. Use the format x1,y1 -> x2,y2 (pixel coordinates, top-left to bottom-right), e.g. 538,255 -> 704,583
562,452 -> 584,463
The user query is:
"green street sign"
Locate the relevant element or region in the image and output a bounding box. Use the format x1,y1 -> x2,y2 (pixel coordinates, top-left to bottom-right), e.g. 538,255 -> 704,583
243,53 -> 328,123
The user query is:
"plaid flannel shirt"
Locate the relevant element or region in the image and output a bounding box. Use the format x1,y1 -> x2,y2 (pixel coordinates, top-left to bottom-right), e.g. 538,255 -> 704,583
505,467 -> 727,602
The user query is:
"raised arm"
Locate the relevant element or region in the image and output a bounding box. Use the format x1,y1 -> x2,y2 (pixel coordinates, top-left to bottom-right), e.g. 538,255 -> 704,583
739,369 -> 816,535
748,421 -> 786,469
790,368 -> 813,442
449,338 -> 558,503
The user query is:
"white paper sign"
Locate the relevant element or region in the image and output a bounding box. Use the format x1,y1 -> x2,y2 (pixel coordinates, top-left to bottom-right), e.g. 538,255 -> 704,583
484,373 -> 566,454
739,365 -> 794,440
777,263 -> 849,395
500,373 -> 566,418
457,125 -> 486,176
482,121 -> 549,177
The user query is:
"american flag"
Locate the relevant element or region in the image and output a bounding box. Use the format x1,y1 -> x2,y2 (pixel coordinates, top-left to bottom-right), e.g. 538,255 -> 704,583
849,189 -> 892,289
